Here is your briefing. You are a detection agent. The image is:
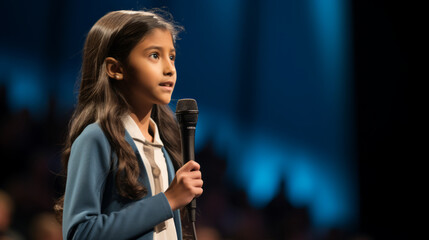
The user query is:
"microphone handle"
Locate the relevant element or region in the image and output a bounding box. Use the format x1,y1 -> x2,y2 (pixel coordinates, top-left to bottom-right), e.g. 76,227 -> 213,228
189,199 -> 197,222
180,126 -> 197,222
181,126 -> 196,163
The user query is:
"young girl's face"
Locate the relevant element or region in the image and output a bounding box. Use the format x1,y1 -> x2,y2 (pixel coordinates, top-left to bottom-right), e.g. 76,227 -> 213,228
123,28 -> 176,108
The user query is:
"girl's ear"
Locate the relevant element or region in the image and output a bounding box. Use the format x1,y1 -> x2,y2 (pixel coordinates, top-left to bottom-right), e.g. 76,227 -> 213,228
105,57 -> 124,80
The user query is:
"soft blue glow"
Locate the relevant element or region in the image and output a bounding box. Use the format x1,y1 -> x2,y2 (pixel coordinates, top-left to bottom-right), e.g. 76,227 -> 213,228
240,139 -> 284,207
195,100 -> 356,227
0,52 -> 47,117
56,66 -> 79,112
309,0 -> 349,97
285,155 -> 316,207
311,172 -> 350,228
8,71 -> 46,115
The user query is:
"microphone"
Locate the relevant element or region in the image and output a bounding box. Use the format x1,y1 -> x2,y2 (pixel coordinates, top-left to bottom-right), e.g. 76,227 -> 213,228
175,99 -> 199,224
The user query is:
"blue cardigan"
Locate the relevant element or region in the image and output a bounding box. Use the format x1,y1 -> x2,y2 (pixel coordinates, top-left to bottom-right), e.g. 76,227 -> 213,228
62,123 -> 182,240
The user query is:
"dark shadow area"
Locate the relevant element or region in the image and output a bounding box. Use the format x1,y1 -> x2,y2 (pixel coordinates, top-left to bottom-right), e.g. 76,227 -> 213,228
353,0 -> 419,239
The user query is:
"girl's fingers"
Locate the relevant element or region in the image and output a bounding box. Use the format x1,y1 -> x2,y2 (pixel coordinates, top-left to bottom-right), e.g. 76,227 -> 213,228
194,187 -> 203,198
187,170 -> 202,179
182,176 -> 203,187
194,179 -> 203,187
180,160 -> 200,172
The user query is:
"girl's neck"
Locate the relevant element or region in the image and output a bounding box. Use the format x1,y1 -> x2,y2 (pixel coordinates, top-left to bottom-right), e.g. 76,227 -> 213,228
129,105 -> 154,143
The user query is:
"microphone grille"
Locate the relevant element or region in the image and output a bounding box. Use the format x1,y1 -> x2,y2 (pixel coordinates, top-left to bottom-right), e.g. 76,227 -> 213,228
176,98 -> 198,112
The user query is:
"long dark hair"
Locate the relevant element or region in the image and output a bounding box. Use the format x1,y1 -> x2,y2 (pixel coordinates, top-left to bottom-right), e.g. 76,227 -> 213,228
55,9 -> 183,220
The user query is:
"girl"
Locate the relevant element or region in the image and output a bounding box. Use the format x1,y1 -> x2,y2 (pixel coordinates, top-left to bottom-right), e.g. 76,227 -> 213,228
55,10 -> 203,240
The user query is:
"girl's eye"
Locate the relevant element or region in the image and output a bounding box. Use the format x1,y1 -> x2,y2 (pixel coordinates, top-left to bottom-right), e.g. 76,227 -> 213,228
170,55 -> 176,61
150,53 -> 159,59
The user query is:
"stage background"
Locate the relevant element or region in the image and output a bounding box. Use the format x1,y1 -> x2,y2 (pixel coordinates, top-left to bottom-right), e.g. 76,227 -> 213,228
0,0 -> 417,239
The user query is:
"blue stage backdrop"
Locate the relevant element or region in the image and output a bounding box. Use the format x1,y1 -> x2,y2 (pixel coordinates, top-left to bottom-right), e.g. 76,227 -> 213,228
0,0 -> 357,229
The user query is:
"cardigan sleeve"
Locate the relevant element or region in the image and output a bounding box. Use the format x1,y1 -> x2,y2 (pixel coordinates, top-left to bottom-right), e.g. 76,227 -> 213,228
62,124 -> 174,240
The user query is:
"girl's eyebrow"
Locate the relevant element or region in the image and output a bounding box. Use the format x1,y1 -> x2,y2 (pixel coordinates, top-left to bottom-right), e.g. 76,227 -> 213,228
143,46 -> 176,52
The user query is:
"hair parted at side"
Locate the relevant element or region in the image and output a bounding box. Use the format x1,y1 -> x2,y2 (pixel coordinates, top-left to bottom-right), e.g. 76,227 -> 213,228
54,9 -> 184,221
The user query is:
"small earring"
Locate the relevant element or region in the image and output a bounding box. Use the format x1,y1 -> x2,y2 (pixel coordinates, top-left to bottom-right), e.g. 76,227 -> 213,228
115,74 -> 120,79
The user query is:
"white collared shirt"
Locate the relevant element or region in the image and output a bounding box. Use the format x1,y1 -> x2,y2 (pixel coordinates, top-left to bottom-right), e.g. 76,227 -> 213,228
122,115 -> 177,240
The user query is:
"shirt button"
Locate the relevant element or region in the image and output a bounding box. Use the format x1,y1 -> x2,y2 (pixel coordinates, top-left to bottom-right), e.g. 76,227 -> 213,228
152,168 -> 161,177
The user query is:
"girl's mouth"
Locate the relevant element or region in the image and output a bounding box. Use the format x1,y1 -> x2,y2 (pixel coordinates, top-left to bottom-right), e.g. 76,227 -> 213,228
159,81 -> 174,87
159,81 -> 174,91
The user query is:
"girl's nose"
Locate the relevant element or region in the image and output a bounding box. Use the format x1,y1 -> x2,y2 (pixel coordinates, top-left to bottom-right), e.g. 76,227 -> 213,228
163,59 -> 176,77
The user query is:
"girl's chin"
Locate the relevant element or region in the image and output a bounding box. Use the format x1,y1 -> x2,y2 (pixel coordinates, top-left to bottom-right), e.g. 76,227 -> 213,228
157,97 -> 172,105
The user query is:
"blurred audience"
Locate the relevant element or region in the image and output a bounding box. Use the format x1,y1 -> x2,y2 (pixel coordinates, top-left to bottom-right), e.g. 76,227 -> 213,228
29,213 -> 62,240
0,190 -> 23,240
196,226 -> 222,240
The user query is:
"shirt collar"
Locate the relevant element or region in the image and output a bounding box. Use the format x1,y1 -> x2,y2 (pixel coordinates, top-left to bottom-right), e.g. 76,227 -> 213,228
122,114 -> 164,147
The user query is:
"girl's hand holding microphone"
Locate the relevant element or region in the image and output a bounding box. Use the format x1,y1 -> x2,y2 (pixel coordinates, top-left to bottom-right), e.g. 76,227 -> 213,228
165,160 -> 203,211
